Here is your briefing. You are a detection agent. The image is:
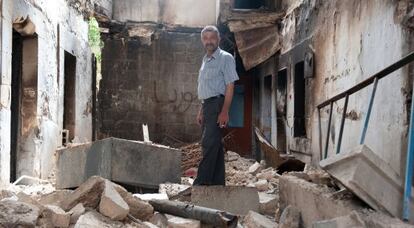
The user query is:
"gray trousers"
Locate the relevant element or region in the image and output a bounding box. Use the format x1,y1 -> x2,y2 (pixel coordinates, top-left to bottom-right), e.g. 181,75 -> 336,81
194,96 -> 225,186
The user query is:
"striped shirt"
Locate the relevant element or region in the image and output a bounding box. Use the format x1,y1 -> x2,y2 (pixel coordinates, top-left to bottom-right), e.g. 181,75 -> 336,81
197,48 -> 239,100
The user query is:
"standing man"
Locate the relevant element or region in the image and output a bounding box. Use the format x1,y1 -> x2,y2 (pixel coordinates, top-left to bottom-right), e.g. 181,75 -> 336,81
193,25 -> 239,186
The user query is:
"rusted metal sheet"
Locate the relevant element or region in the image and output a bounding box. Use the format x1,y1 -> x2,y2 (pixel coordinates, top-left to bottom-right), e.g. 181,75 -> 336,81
226,10 -> 283,70
227,10 -> 284,32
233,25 -> 280,70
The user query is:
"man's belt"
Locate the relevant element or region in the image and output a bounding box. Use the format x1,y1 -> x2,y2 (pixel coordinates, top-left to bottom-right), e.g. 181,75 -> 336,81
203,94 -> 224,103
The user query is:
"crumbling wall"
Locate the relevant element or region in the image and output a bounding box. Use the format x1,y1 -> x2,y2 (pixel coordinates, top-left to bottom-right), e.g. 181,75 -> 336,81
0,0 -> 94,182
99,27 -> 203,144
112,0 -> 219,27
278,0 -> 414,175
0,0 -> 15,186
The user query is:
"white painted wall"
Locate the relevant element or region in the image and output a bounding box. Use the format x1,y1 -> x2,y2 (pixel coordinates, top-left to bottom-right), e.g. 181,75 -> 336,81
279,0 -> 412,176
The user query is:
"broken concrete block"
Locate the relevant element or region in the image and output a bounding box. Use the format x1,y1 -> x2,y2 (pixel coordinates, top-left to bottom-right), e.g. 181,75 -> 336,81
0,200 -> 40,227
159,183 -> 191,199
44,204 -> 71,228
226,151 -> 241,162
149,212 -> 168,227
16,192 -> 43,208
320,145 -> 414,221
113,183 -> 154,221
166,214 -> 201,228
38,190 -> 73,207
279,174 -> 364,228
68,203 -> 86,224
243,210 -> 278,228
312,210 -> 365,228
312,210 -> 412,228
74,210 -> 124,228
254,179 -> 269,191
99,180 -> 129,220
56,138 -> 181,189
258,192 -> 278,216
279,205 -> 300,228
60,176 -> 106,211
256,169 -> 277,181
248,162 -> 263,175
191,186 -> 260,215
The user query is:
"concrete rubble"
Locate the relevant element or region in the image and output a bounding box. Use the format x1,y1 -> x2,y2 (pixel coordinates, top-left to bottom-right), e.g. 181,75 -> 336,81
320,145 -> 414,221
0,149 -> 411,228
243,210 -> 278,228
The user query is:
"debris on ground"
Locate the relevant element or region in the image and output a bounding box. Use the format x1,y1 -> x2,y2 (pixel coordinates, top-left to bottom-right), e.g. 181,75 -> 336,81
1,149 -> 411,228
180,142 -> 203,173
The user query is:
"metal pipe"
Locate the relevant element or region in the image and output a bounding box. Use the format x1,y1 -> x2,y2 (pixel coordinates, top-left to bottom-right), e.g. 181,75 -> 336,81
336,94 -> 349,154
149,200 -> 238,228
403,86 -> 414,221
324,102 -> 334,159
360,77 -> 379,144
318,108 -> 323,160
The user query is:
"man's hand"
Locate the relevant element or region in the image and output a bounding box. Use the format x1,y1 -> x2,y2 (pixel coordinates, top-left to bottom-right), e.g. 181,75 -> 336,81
197,109 -> 203,126
217,111 -> 229,128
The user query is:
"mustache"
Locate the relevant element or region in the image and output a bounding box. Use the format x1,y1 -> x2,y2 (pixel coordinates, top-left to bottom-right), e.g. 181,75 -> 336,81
205,43 -> 216,48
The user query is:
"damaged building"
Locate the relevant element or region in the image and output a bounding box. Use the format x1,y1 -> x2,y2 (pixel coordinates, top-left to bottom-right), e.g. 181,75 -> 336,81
0,0 -> 111,186
1,0 -> 414,227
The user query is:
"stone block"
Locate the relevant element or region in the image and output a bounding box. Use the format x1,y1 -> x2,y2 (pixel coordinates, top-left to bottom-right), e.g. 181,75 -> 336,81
0,200 -> 40,227
191,186 -> 259,215
56,138 -> 181,189
99,180 -> 129,220
112,183 -> 154,221
44,205 -> 71,228
279,174 -> 363,228
312,210 -> 412,228
243,210 -> 278,228
259,192 -> 278,216
279,205 -> 300,228
320,145 -> 414,222
248,162 -> 263,175
68,203 -> 86,224
60,176 -> 106,211
74,211 -> 124,228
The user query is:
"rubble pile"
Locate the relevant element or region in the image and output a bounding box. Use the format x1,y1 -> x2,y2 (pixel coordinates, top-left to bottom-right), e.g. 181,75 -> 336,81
2,149 -> 412,228
180,142 -> 202,173
225,151 -> 279,194
0,176 -> 156,227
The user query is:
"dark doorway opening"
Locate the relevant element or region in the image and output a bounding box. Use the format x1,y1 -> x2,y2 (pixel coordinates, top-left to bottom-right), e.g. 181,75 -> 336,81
234,0 -> 265,9
63,51 -> 76,144
277,69 -> 287,153
11,31 -> 38,182
262,75 -> 272,141
294,61 -> 306,137
11,31 -> 23,182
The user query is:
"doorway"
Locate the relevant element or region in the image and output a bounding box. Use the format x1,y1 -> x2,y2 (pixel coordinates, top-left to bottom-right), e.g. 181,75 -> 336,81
63,51 -> 77,144
11,31 -> 38,181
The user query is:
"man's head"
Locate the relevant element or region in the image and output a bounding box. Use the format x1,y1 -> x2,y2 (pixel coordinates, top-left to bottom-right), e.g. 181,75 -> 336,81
201,25 -> 220,53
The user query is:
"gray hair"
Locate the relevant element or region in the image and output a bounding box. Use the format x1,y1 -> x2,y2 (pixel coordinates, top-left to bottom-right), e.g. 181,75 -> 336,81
201,25 -> 220,38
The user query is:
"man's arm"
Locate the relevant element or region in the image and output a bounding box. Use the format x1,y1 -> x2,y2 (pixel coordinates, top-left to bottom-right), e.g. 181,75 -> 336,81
217,83 -> 235,128
197,105 -> 203,126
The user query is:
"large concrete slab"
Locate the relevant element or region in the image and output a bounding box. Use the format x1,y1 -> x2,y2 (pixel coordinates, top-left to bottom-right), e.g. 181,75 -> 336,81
320,145 -> 414,222
191,186 -> 260,215
279,174 -> 364,228
56,138 -> 181,189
